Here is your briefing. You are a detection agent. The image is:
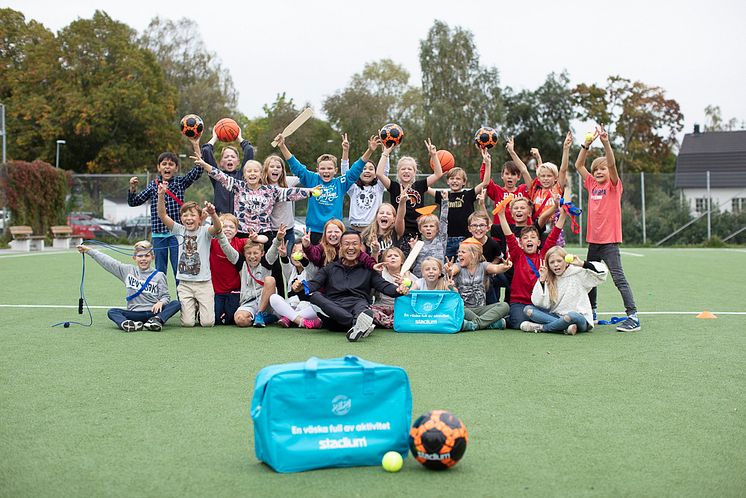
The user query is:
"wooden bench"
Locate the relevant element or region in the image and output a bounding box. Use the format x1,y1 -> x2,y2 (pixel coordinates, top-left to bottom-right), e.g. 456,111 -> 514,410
51,225 -> 83,249
9,226 -> 46,252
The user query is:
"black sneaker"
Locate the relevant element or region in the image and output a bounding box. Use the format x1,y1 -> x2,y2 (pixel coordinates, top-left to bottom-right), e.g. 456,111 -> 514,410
143,318 -> 163,332
121,320 -> 143,332
346,311 -> 374,342
615,316 -> 641,332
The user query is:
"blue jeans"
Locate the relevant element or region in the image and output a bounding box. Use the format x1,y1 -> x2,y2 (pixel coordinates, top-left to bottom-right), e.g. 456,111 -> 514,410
153,235 -> 179,281
445,236 -> 466,259
523,305 -> 589,333
215,293 -> 241,325
507,302 -> 530,329
107,301 -> 182,329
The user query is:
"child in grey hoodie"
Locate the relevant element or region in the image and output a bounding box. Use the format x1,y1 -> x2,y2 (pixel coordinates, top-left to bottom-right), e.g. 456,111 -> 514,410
78,240 -> 180,332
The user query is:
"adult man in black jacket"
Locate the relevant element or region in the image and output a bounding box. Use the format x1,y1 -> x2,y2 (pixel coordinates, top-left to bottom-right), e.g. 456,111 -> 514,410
307,230 -> 410,341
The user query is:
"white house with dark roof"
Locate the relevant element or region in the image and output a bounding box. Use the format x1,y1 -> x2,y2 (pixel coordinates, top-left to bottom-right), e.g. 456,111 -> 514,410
675,127 -> 746,215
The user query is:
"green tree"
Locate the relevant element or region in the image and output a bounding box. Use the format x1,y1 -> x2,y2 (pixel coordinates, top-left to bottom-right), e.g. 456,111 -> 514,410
419,20 -> 503,171
140,17 -> 240,130
323,59 -> 423,158
574,76 -> 683,175
703,105 -> 740,132
503,71 -> 575,166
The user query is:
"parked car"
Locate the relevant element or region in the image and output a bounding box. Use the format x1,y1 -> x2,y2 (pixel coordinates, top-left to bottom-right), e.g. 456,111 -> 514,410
67,213 -> 127,240
122,215 -> 151,240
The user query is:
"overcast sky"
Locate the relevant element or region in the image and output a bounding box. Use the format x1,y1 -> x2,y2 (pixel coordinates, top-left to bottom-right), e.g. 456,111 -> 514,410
9,0 -> 746,143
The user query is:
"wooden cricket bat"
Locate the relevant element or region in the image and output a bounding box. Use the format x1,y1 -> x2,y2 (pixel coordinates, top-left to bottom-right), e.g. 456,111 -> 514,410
400,240 -> 425,275
271,107 -> 313,147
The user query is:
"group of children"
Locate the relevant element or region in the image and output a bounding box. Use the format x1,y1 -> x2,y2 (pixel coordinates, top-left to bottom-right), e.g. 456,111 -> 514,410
84,121 -> 640,337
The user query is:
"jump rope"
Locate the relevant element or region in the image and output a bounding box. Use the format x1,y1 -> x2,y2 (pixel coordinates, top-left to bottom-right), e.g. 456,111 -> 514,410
51,237 -> 190,329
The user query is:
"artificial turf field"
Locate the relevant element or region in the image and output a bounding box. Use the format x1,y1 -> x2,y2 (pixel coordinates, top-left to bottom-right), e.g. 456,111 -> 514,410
1,246 -> 745,497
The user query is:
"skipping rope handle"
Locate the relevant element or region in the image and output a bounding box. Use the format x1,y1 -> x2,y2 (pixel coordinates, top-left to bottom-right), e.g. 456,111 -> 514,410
78,298 -> 84,314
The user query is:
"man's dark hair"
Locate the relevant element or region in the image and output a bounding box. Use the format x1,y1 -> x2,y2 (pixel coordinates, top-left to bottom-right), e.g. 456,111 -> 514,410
341,230 -> 361,241
157,152 -> 180,167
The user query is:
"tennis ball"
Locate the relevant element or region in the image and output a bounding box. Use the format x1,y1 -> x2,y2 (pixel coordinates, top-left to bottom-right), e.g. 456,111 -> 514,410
292,251 -> 303,261
584,132 -> 594,144
565,254 -> 574,263
382,451 -> 403,472
312,188 -> 321,197
402,278 -> 412,287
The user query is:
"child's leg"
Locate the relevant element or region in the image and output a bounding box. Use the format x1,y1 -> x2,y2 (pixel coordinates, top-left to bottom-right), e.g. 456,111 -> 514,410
257,276 -> 276,313
107,308 -> 129,328
464,303 -> 509,329
506,302 -> 530,329
235,301 -> 258,327
214,294 -> 227,325
585,243 -> 603,311
445,236 -> 465,259
167,235 -> 179,282
598,243 -> 637,316
107,309 -> 150,330
152,236 -> 169,274
156,301 -> 181,325
523,305 -> 560,326
224,294 -> 240,325
370,304 -> 394,328
195,281 -> 215,327
178,282 -> 197,327
269,294 -> 298,321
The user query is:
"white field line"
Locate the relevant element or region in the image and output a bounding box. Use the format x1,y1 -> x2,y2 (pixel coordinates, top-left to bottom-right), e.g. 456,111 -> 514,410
0,304 -> 745,315
620,251 -> 645,257
0,250 -> 73,259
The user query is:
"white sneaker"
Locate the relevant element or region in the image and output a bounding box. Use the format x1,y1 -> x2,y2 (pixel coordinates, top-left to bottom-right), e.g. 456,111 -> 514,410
520,321 -> 543,333
346,311 -> 374,342
121,320 -> 143,332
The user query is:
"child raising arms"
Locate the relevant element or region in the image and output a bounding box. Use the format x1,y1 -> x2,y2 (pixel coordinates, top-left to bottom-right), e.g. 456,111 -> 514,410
340,133 -> 389,232
575,125 -> 640,332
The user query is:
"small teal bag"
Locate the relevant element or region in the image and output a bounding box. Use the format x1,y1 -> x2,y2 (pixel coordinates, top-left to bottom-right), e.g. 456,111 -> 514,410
393,290 -> 464,333
250,355 -> 411,473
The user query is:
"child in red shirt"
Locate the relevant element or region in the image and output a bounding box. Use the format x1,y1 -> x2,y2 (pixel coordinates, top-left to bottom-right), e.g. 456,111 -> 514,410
575,125 -> 640,332
497,206 -> 566,329
480,137 -> 533,231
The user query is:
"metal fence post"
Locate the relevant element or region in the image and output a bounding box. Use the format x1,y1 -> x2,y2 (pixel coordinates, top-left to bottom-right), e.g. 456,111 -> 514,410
706,170 -> 711,240
641,171 -> 646,244
577,172 -> 583,247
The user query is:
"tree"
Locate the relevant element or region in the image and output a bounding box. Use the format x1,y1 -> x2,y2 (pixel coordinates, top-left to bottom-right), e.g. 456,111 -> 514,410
140,17 -> 240,130
704,105 -> 740,132
323,59 -> 423,159
574,76 -> 683,175
503,71 -> 575,166
419,20 -> 503,171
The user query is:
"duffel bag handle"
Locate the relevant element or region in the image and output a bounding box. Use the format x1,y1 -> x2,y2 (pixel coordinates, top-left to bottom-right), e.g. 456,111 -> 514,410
344,355 -> 375,395
304,357 -> 320,398
410,292 -> 445,313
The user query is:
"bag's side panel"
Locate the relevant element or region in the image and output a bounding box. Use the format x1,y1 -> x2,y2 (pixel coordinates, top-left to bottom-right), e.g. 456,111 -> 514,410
393,291 -> 465,333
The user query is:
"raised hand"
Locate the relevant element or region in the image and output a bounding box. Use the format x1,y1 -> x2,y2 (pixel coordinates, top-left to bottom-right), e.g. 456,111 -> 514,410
203,201 -> 216,215
291,279 -> 304,293
584,128 -> 599,147
368,134 -> 381,152
341,133 -> 349,153
530,147 -> 541,160
563,131 -> 573,150
190,155 -> 210,170
301,229 -> 311,248
76,244 -> 89,254
539,257 -> 548,283
273,133 -> 285,147
276,223 -> 288,242
597,124 -> 609,143
278,240 -> 288,258
505,136 -> 515,154
480,147 -> 492,165
444,256 -> 456,276
424,138 -> 437,157
129,176 -> 139,192
157,181 -> 168,195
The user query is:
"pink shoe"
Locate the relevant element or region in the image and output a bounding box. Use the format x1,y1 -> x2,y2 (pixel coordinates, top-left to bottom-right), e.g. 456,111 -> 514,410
301,317 -> 322,329
278,316 -> 292,328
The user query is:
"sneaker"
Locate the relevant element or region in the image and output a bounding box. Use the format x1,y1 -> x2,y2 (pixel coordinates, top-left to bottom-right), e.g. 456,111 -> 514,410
462,320 -> 477,331
253,311 -> 266,328
592,309 -> 598,325
520,321 -> 543,333
300,317 -> 323,329
488,318 -> 506,330
121,320 -> 143,332
565,324 -> 578,336
346,311 -> 374,342
143,318 -> 163,332
615,316 -> 641,332
277,316 -> 292,328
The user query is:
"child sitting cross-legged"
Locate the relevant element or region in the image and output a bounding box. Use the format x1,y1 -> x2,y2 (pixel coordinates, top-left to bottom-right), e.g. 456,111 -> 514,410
77,241 -> 181,332
520,246 -> 608,335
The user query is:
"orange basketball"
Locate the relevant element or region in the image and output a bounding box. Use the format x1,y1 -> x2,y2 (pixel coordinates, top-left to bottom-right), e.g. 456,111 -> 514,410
214,118 -> 240,142
430,150 -> 455,172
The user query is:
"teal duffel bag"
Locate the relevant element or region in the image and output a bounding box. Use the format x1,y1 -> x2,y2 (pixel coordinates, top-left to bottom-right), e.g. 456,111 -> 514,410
250,355 -> 412,473
393,290 -> 464,333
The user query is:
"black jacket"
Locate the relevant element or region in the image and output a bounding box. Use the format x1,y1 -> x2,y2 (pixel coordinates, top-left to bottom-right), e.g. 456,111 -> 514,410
308,260 -> 400,303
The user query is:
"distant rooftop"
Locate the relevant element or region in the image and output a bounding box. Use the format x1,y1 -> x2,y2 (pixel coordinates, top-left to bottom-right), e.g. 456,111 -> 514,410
675,130 -> 746,188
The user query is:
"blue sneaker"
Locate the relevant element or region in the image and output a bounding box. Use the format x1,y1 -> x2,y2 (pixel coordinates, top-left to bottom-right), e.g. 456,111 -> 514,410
461,320 -> 477,331
253,311 -> 267,328
615,316 -> 641,332
488,318 -> 506,330
592,309 -> 598,325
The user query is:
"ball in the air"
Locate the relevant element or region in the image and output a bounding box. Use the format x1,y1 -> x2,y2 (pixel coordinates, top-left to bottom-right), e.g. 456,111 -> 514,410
565,254 -> 574,263
214,117 -> 240,142
379,123 -> 404,147
180,114 -> 204,139
474,126 -> 499,149
382,451 -> 403,472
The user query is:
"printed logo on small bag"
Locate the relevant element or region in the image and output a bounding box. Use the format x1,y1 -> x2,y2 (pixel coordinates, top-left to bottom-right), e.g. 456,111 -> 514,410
331,395 -> 351,416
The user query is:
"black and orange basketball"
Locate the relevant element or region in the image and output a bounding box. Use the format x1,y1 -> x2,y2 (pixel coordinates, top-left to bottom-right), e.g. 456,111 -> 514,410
430,149 -> 455,172
474,126 -> 499,149
409,410 -> 468,470
379,123 -> 404,147
179,114 -> 204,139
214,117 -> 240,142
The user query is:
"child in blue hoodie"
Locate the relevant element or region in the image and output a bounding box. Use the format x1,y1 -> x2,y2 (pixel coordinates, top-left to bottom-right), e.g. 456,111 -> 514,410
275,133 -> 379,244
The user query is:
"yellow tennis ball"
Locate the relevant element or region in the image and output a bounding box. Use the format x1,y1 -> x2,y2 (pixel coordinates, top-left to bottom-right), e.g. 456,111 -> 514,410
584,132 -> 594,144
312,188 -> 321,197
402,278 -> 412,287
292,251 -> 303,261
565,254 -> 574,263
382,451 -> 403,472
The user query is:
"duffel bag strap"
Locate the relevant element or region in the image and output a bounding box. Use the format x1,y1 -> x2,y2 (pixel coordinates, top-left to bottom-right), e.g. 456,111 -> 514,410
344,355 -> 375,396
304,357 -> 320,399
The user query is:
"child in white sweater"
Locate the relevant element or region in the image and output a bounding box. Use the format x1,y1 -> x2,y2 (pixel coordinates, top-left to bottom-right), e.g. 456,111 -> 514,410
521,246 -> 608,335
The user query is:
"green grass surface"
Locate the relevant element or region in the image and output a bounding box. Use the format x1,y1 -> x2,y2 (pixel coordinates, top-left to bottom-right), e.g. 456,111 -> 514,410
1,247 -> 745,497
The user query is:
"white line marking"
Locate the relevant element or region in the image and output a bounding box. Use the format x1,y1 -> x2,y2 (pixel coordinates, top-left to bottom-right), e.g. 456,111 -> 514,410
620,251 -> 644,257
0,250 -> 72,259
